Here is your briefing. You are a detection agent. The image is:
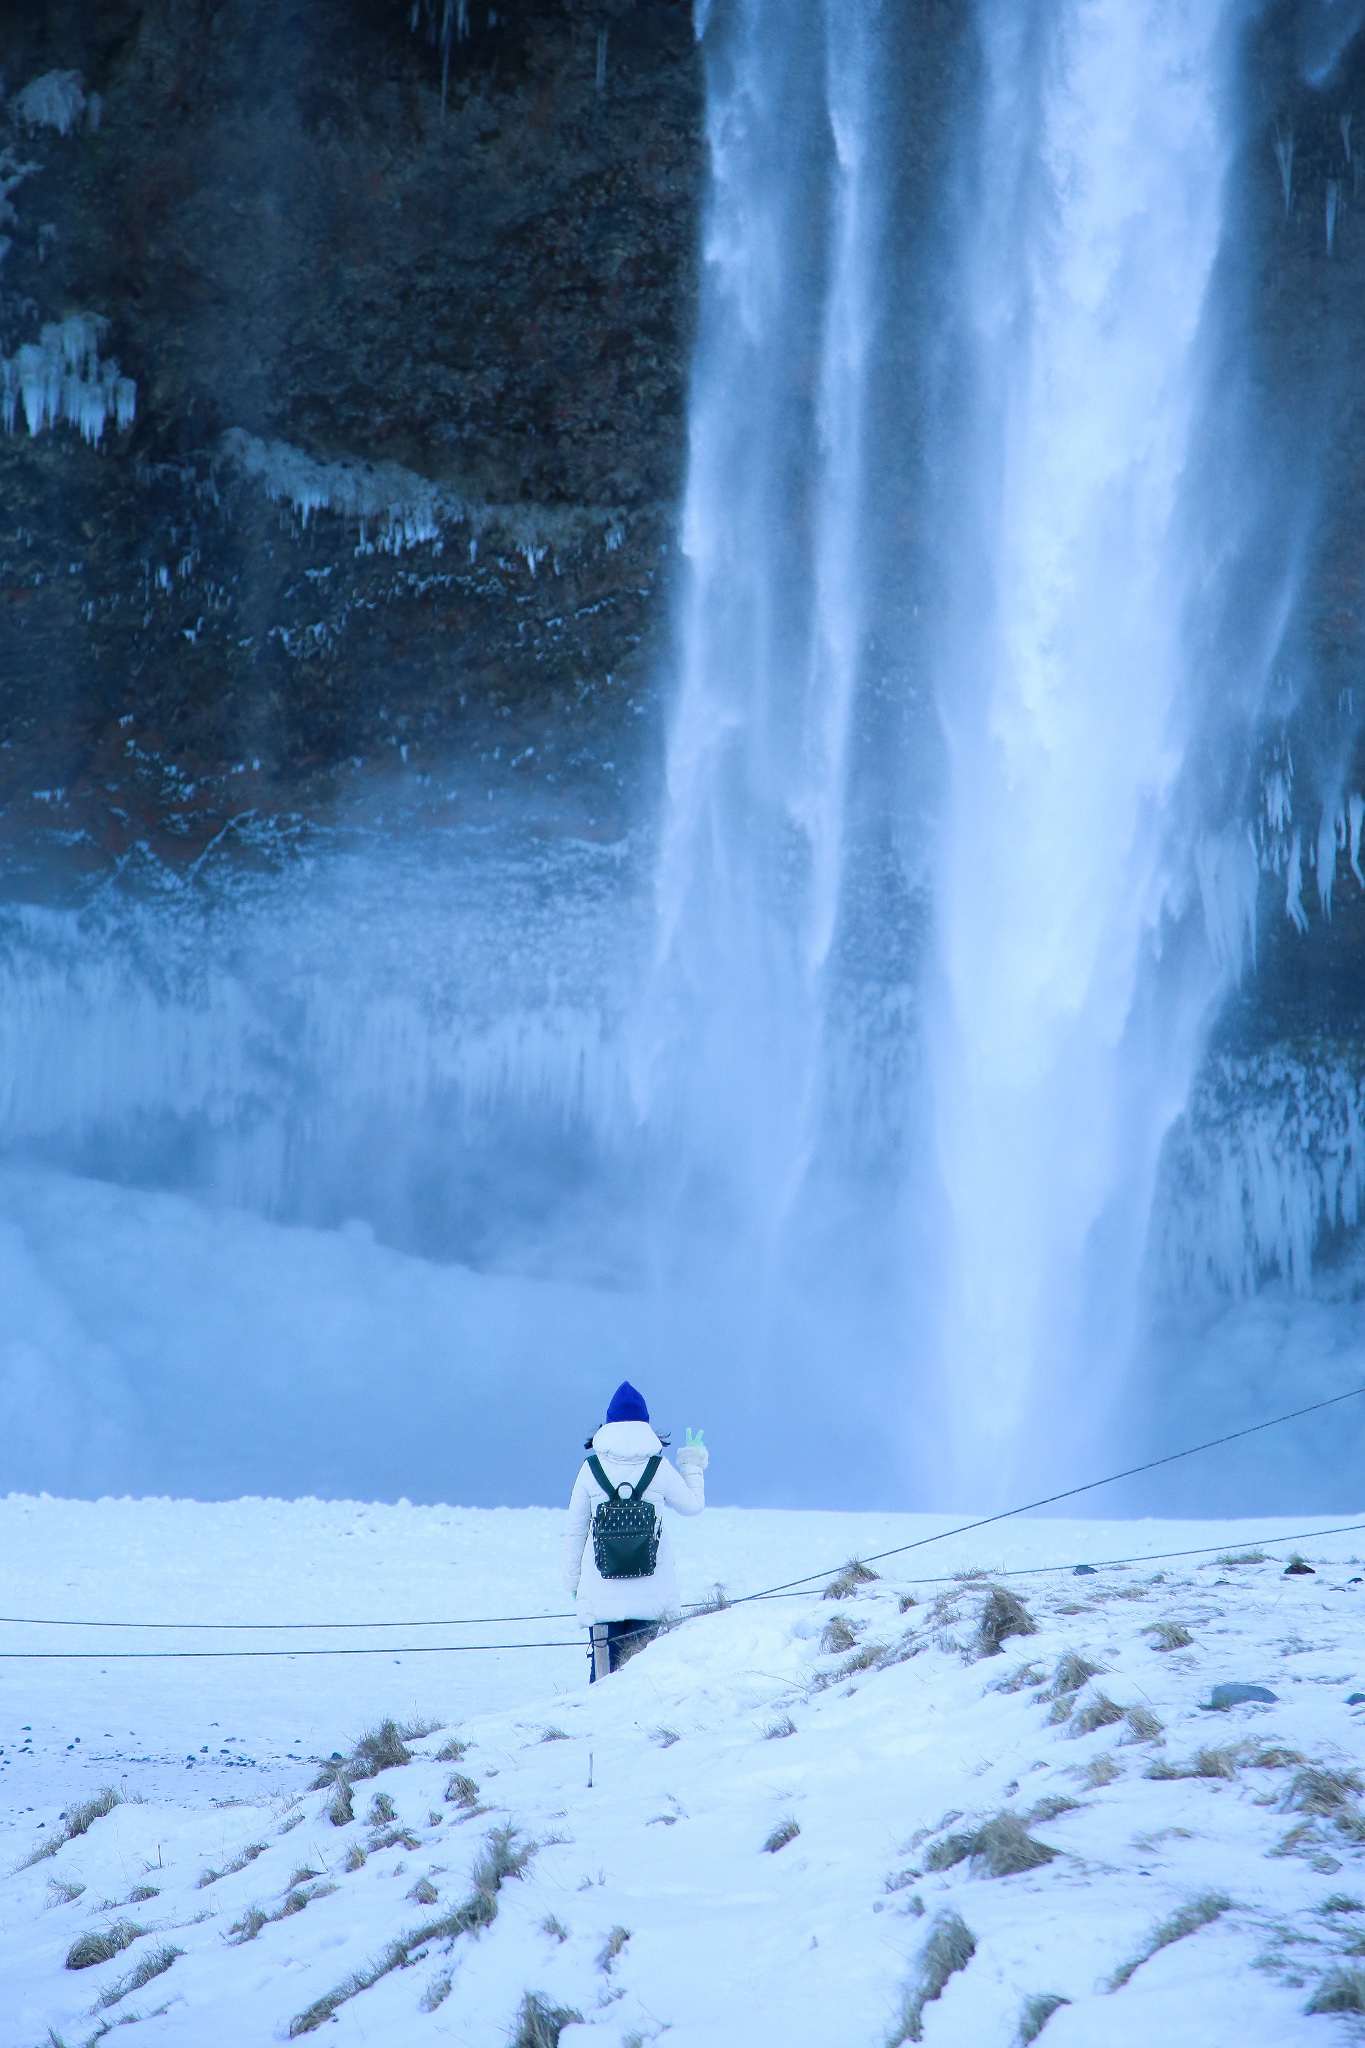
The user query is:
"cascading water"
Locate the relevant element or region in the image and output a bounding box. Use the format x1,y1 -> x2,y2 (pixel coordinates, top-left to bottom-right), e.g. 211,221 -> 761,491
637,0 -> 877,1248
927,0 -> 1242,1497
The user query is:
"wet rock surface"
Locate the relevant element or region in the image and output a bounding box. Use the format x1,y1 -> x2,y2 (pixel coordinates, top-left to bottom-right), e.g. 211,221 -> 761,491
0,0 -> 700,864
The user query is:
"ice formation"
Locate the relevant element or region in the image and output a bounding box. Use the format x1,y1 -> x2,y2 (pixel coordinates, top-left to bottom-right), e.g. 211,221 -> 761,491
218,429 -> 625,561
10,70 -> 86,137
1160,1052 -> 1365,1296
0,314 -> 136,443
218,431 -> 442,553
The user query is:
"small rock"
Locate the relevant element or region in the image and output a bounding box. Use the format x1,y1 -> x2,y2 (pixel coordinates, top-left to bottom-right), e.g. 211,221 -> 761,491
1073,1565 -> 1097,1577
1284,1561 -> 1316,1577
1207,1682 -> 1278,1710
1346,1693 -> 1365,1706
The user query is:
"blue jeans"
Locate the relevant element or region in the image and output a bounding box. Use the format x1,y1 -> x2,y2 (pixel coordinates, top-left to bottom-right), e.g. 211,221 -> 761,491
589,1619 -> 659,1681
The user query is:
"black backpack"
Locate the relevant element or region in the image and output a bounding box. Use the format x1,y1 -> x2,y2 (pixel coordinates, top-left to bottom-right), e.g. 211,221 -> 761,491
587,1454 -> 663,1579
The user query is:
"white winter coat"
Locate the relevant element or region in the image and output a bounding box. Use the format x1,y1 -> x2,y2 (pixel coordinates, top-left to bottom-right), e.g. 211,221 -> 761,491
563,1419 -> 706,1627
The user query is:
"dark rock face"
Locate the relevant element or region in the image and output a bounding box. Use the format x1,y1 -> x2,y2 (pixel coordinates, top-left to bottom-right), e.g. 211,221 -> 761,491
1221,10 -> 1365,1044
0,0 -> 700,866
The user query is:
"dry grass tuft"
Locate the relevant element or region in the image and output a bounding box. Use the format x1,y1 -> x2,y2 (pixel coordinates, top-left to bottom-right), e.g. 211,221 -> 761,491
509,1990 -> 584,2048
973,1587 -> 1038,1659
764,1715 -> 797,1740
1144,1620 -> 1194,1650
228,1906 -> 269,1944
889,1910 -> 977,2044
1285,1766 -> 1365,1818
310,1719 -> 415,1800
1049,1652 -> 1103,1699
1080,1754 -> 1123,1788
435,1736 -> 469,1762
96,1942 -> 182,2009
540,1914 -> 569,1942
993,1661 -> 1047,1695
24,1787 -> 122,1867
1249,1746 -> 1304,1770
1027,1796 -> 1080,1824
1145,1746 -> 1241,1783
198,1841 -> 266,1887
326,1780 -> 354,1827
1217,1550 -> 1267,1566
924,1811 -> 1056,1878
46,1876 -> 85,1905
823,1558 -> 880,1600
290,1827 -> 536,2035
650,1727 -> 681,1748
445,1773 -> 480,1809
1018,1992 -> 1071,2043
349,1719 -> 413,1778
1108,1892 -> 1230,1990
763,1817 -> 801,1853
1122,1705 -> 1164,1744
597,1925 -> 630,1973
820,1617 -> 859,1654
1307,1968 -> 1365,2014
367,1791 -> 397,1827
65,1922 -> 145,1971
343,1843 -> 366,1873
1070,1693 -> 1126,1737
420,1971 -> 453,2013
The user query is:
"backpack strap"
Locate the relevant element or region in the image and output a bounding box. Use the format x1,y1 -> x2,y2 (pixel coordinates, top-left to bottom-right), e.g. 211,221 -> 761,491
588,1453 -> 663,1502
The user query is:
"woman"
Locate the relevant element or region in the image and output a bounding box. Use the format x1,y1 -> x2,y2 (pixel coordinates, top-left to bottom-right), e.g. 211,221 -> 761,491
564,1379 -> 708,1680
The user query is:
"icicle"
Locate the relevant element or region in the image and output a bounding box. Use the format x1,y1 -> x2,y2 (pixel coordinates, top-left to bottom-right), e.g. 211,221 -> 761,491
1275,126 -> 1294,219
1350,792 -> 1364,886
1317,801 -> 1341,918
1343,112 -> 1354,164
12,70 -> 86,136
1286,829 -> 1310,932
596,27 -> 608,93
1196,828 -> 1259,980
1327,179 -> 1340,254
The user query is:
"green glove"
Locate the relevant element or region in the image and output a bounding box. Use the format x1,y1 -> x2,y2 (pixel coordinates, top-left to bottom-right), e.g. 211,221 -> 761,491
684,1428 -> 705,1447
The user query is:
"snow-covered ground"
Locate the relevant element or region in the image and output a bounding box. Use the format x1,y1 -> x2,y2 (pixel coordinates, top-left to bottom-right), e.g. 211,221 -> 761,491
4,1495 -> 1365,2045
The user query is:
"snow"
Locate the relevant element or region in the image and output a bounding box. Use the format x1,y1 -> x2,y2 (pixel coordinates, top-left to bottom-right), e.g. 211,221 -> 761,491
3,1497 -> 1365,2043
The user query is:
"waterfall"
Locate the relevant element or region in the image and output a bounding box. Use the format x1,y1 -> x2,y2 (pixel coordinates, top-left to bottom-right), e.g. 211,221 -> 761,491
636,0 -> 879,1252
645,0 -> 1254,1501
929,0 -> 1240,1493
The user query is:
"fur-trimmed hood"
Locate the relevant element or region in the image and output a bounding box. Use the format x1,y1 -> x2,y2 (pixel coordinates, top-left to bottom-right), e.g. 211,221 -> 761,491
590,1420 -> 662,1464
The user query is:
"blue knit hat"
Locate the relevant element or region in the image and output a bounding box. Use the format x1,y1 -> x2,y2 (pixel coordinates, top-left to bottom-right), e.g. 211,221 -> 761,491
605,1380 -> 649,1424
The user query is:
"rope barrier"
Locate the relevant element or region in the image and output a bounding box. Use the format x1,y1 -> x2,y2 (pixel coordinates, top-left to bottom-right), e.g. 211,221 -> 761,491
0,1640 -> 582,1661
733,1515 -> 1365,1598
721,1380 -> 1365,1606
0,1610 -> 577,1631
1,1381 -> 1361,1655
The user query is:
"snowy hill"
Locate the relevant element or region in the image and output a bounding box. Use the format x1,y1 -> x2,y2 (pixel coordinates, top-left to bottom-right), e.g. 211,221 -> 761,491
4,1497 -> 1365,2045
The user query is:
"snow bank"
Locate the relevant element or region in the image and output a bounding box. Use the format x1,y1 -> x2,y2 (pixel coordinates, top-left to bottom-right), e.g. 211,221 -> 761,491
2,1497 -> 1364,2043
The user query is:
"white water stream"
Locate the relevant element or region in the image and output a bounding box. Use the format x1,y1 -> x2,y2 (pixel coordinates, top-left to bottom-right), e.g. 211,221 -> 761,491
929,0 -> 1239,1492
